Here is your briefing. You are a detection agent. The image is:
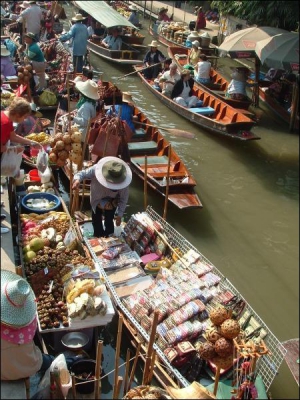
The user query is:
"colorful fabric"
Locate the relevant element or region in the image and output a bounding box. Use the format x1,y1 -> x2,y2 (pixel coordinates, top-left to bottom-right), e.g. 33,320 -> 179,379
1,56 -> 17,78
1,111 -> 13,146
1,317 -> 37,345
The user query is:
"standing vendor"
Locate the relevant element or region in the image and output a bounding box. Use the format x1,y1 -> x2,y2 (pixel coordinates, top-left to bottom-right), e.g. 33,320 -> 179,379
72,156 -> 132,237
23,32 -> 47,90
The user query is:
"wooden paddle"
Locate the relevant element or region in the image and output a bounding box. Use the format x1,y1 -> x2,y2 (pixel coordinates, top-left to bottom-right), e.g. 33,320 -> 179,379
116,61 -> 167,80
136,121 -> 195,139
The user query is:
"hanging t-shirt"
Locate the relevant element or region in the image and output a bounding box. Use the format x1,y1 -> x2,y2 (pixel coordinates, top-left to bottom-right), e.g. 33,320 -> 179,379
1,111 -> 13,146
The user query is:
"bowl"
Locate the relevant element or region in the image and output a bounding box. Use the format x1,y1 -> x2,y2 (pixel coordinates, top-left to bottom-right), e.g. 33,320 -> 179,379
61,332 -> 90,350
70,359 -> 96,394
21,192 -> 61,214
28,169 -> 41,181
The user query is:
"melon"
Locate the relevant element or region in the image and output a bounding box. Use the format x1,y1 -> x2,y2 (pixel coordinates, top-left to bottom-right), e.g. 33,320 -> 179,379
28,238 -> 45,252
24,250 -> 37,262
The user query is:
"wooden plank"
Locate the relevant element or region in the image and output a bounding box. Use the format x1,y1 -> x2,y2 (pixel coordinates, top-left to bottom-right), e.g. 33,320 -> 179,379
282,339 -> 299,385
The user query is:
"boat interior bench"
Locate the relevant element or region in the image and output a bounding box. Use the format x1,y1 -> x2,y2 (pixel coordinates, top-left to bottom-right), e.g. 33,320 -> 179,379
128,141 -> 157,154
131,128 -> 147,140
131,155 -> 168,165
190,107 -> 215,116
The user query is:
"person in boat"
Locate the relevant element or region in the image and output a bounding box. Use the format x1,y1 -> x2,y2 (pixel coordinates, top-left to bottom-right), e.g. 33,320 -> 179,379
186,40 -> 201,68
195,6 -> 206,31
106,91 -> 138,135
101,28 -> 123,51
15,102 -> 43,136
1,97 -> 42,155
59,13 -> 89,74
227,68 -> 254,101
194,53 -> 211,85
17,0 -> 44,41
159,62 -> 181,98
1,269 -> 54,381
171,69 -> 199,108
43,10 -> 56,41
88,20 -> 105,40
0,44 -> 16,79
128,4 -> 140,27
70,79 -> 100,143
157,7 -> 171,22
143,40 -> 166,80
72,156 -> 132,238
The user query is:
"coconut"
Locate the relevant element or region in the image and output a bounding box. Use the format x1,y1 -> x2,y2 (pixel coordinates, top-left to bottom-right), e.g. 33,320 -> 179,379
214,337 -> 233,357
209,306 -> 229,326
220,319 -> 241,339
198,341 -> 217,360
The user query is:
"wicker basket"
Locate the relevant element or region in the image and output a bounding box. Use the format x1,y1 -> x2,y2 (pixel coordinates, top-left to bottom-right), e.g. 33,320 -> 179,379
123,385 -> 171,399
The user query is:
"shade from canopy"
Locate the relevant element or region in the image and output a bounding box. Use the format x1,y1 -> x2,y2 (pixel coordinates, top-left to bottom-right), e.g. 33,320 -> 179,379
218,26 -> 288,59
255,32 -> 299,72
73,1 -> 138,29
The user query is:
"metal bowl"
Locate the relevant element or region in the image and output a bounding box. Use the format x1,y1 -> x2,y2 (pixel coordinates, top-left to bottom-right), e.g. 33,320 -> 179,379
61,332 -> 90,350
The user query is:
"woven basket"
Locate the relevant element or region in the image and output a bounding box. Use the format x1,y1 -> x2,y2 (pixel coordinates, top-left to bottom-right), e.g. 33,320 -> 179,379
123,385 -> 171,399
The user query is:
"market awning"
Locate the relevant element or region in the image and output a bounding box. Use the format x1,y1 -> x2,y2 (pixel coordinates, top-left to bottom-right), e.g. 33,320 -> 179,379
73,1 -> 137,29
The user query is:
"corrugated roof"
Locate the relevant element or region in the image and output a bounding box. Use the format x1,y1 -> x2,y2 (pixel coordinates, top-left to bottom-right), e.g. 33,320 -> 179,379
73,1 -> 137,29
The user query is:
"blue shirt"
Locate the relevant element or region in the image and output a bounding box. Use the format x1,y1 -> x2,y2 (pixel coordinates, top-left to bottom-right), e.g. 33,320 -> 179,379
102,35 -> 122,50
106,104 -> 135,131
60,22 -> 89,56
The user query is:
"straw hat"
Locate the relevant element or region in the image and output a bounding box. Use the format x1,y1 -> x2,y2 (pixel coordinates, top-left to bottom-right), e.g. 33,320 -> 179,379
30,102 -> 43,117
24,32 -> 37,41
129,4 -> 137,11
1,270 -> 37,328
20,1 -> 30,8
192,40 -> 200,48
166,382 -> 216,399
70,75 -> 83,84
75,79 -> 100,100
148,40 -> 160,47
159,7 -> 168,13
1,45 -> 10,57
71,13 -> 85,22
95,156 -> 132,190
122,91 -> 133,103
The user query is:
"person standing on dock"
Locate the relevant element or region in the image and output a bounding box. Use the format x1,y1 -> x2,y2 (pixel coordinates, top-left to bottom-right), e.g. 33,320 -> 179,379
59,13 -> 89,73
72,156 -> 132,238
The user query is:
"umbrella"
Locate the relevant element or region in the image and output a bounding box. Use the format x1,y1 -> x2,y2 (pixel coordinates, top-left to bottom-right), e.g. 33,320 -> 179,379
255,32 -> 299,72
218,26 -> 288,59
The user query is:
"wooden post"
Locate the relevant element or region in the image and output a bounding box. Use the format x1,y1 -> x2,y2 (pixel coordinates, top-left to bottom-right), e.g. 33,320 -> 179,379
123,349 -> 131,397
115,376 -> 123,399
127,341 -> 141,391
71,373 -> 76,399
113,315 -> 123,399
213,365 -> 221,395
147,349 -> 157,384
66,73 -> 73,213
162,145 -> 171,221
94,340 -> 103,400
142,310 -> 159,385
15,265 -> 24,277
144,155 -> 148,210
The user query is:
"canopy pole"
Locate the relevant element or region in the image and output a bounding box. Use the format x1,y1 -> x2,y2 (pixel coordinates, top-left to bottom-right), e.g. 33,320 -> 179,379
289,80 -> 299,132
253,57 -> 260,108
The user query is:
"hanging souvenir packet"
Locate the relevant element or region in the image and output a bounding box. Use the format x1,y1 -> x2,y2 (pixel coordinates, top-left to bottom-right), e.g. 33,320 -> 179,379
190,260 -> 213,277
182,249 -> 201,264
164,319 -> 203,345
199,272 -> 221,287
140,314 -> 153,331
200,287 -> 215,303
169,260 -> 186,272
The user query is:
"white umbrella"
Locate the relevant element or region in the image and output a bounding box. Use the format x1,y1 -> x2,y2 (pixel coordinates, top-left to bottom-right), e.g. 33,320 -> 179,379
218,26 -> 288,58
255,32 -> 299,72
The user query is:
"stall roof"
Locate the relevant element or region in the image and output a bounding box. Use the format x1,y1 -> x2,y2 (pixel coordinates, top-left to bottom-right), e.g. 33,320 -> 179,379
73,1 -> 137,29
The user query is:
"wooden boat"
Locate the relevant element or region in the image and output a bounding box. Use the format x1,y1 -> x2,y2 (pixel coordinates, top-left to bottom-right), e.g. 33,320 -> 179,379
106,0 -> 144,30
72,0 -> 144,65
168,46 -> 253,111
133,66 -> 260,141
79,205 -> 287,397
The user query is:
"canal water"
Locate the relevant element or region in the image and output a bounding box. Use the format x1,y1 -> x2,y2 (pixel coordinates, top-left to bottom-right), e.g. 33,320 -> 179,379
46,7 -> 298,399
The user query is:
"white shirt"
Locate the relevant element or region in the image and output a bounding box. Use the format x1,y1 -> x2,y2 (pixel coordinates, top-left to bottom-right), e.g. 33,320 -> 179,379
181,81 -> 191,99
160,70 -> 181,93
87,26 -> 94,37
18,5 -> 43,35
227,79 -> 247,96
73,101 -> 97,140
195,61 -> 211,80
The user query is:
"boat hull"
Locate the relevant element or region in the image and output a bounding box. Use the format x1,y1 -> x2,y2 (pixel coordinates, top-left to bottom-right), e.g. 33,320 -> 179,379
87,39 -> 143,65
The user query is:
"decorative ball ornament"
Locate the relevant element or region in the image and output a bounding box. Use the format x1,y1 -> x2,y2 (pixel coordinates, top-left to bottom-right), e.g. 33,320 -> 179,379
205,325 -> 222,343
220,318 -> 241,339
212,354 -> 234,369
214,337 -> 234,357
209,306 -> 229,326
198,341 -> 217,360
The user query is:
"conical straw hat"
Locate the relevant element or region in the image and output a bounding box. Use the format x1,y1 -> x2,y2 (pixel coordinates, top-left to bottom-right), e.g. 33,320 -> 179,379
166,382 -> 216,399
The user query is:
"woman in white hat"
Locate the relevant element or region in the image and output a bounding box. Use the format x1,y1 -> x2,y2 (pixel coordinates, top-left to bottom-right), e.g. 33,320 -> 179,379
72,79 -> 100,141
0,44 -> 16,79
1,270 -> 54,380
186,40 -> 201,67
143,40 -> 166,80
227,68 -> 254,100
73,156 -> 132,237
59,13 -> 89,73
128,4 -> 139,27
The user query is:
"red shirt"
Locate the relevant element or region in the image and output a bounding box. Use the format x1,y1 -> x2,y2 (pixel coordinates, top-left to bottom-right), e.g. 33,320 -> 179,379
1,111 -> 13,145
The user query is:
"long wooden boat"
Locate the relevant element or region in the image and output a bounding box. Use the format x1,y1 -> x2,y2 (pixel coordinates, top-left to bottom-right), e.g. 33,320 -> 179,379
72,0 -> 144,65
133,66 -> 260,141
80,205 -> 287,397
168,46 -> 253,111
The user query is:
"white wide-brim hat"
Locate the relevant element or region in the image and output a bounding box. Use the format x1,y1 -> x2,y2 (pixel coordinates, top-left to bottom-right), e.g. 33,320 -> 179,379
1,45 -> 10,57
129,5 -> 137,11
122,91 -> 133,103
192,40 -> 200,48
70,75 -> 83,84
72,13 -> 85,22
75,79 -> 100,100
1,270 -> 37,328
95,156 -> 132,190
148,40 -> 160,47
20,1 -> 30,8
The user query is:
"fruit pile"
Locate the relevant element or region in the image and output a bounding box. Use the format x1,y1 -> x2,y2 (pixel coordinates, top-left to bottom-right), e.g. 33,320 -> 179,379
48,125 -> 82,167
25,132 -> 51,146
17,64 -> 33,85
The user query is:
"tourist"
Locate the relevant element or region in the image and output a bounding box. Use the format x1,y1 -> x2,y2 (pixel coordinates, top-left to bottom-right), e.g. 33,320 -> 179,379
15,102 -> 43,136
59,13 -> 89,73
159,62 -> 181,97
171,70 -> 198,108
101,28 -> 123,50
17,0 -> 43,41
106,91 -> 138,134
128,5 -> 139,27
88,21 -> 105,40
227,68 -> 255,100
72,156 -> 132,237
143,40 -> 166,80
0,44 -> 16,79
157,7 -> 171,22
195,6 -> 206,31
186,40 -> 201,67
22,32 -> 46,90
194,53 -> 211,84
1,269 -> 54,380
1,97 -> 42,155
